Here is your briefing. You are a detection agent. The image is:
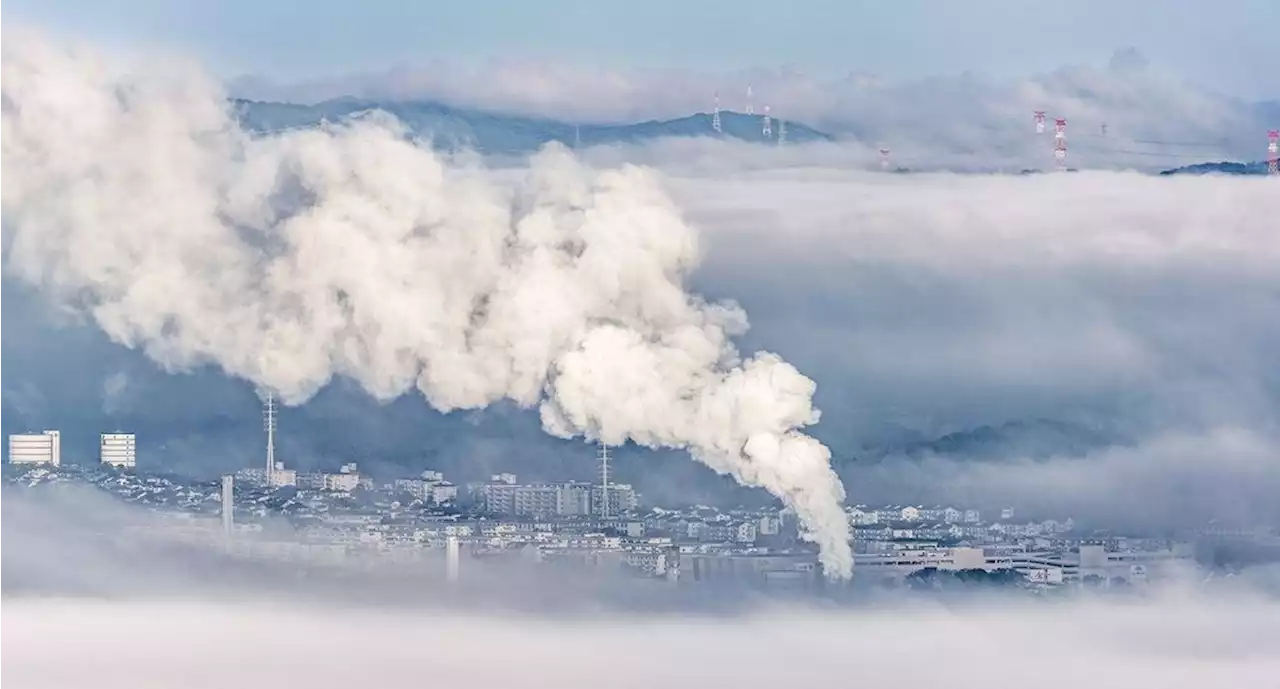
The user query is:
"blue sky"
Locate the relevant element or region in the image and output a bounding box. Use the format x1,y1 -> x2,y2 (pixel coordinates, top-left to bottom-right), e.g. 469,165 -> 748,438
6,0 -> 1278,97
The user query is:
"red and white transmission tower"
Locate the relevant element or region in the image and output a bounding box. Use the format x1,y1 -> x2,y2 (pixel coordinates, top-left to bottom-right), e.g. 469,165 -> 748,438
1053,118 -> 1068,171
1034,110 -> 1046,134
1268,130 -> 1279,176
878,146 -> 891,171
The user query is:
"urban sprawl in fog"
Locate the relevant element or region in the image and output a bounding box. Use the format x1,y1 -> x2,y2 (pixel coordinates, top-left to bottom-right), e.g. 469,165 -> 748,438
9,425 -> 1275,597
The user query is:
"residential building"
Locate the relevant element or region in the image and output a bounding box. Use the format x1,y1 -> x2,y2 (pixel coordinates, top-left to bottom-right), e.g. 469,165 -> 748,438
593,483 -> 638,516
920,506 -> 945,521
296,472 -> 325,490
9,431 -> 61,466
848,506 -> 879,526
556,482 -> 592,516
323,472 -> 360,492
483,482 -> 518,514
100,433 -> 136,468
268,463 -> 297,487
429,481 -> 458,504
394,478 -> 432,500
513,485 -> 559,517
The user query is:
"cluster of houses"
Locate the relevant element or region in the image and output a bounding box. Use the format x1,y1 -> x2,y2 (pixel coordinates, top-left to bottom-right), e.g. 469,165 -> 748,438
846,504 -> 1076,547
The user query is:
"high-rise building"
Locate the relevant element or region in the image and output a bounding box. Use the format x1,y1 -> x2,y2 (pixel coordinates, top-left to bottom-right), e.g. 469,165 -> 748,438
483,482 -> 519,514
100,433 -> 136,468
594,483 -> 638,516
555,482 -> 593,516
513,485 -> 559,517
9,431 -> 60,466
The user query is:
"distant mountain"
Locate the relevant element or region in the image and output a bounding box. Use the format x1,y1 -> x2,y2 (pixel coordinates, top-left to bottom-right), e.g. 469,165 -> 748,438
1158,161 -> 1270,176
232,98 -> 833,154
852,418 -> 1125,463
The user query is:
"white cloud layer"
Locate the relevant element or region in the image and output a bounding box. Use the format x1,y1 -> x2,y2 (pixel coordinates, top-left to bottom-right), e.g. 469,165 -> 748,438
658,166 -> 1280,523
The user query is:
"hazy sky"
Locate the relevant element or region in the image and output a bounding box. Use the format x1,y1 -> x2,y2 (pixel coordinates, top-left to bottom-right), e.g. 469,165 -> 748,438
3,24 -> 1279,529
6,0 -> 1279,97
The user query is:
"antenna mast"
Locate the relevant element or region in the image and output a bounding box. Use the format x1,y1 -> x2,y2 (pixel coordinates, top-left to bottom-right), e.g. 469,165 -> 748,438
762,104 -> 772,138
263,391 -> 277,482
712,92 -> 722,134
1268,130 -> 1279,176
598,442 -> 610,519
745,85 -> 754,115
1054,118 -> 1068,171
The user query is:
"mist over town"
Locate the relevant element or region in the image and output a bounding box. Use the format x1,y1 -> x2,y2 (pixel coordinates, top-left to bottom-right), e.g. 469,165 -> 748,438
3,2 -> 1280,687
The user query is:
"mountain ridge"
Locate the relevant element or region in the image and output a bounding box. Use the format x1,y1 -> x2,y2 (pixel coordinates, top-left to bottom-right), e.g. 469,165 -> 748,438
1158,160 -> 1271,176
847,418 -> 1126,465
233,97 -> 833,154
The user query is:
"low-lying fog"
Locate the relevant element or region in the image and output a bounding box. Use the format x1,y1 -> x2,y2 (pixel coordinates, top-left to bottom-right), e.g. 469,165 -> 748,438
6,487 -> 1280,687
5,594 -> 1279,689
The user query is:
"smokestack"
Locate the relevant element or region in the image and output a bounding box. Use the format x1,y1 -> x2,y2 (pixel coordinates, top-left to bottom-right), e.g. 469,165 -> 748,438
220,475 -> 234,537
446,536 -> 461,583
0,33 -> 855,579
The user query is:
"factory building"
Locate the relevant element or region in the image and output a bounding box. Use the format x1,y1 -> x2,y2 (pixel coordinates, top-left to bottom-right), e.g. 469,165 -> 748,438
8,430 -> 61,466
100,433 -> 137,468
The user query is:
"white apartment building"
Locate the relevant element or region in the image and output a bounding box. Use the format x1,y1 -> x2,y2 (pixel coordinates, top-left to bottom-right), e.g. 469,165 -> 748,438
100,433 -> 137,468
9,430 -> 61,466
430,481 -> 458,504
269,463 -> 297,487
323,472 -> 360,492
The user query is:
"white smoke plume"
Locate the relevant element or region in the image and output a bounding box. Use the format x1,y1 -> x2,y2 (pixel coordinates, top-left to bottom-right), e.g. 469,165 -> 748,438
0,31 -> 854,576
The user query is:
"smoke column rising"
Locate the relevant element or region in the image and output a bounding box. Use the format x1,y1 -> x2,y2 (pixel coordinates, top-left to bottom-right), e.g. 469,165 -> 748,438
0,31 -> 854,576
